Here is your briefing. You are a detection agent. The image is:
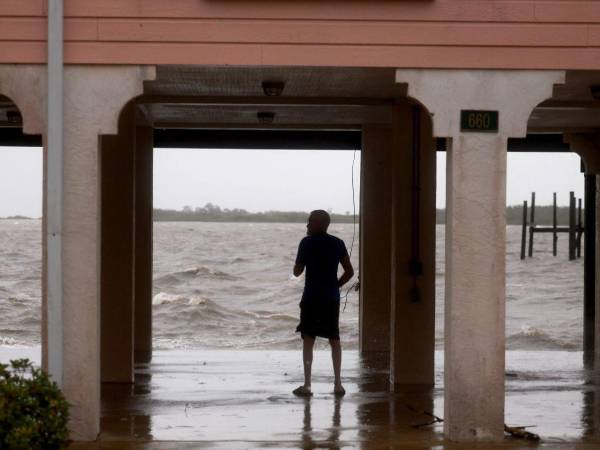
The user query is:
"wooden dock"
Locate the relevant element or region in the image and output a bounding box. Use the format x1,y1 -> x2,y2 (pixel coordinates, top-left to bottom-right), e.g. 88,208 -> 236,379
520,191 -> 583,261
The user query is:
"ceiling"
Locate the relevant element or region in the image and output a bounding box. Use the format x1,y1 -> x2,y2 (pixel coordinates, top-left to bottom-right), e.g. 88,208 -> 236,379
140,65 -> 600,133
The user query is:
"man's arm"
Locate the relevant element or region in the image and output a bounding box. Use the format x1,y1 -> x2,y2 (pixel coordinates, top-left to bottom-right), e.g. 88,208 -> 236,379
338,255 -> 354,288
293,264 -> 305,277
294,238 -> 307,277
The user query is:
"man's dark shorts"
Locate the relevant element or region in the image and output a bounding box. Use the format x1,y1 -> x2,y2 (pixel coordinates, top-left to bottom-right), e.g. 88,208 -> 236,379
296,299 -> 340,340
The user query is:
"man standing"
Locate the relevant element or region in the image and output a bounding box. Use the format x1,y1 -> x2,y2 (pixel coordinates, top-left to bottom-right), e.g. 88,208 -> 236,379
292,210 -> 354,397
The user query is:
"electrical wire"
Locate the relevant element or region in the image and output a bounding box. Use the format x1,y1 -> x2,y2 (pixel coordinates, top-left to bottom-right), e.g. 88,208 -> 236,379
342,149 -> 359,312
349,149 -> 357,259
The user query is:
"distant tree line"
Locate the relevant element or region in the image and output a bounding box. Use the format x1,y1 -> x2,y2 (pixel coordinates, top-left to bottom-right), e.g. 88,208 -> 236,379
438,205 -> 576,225
153,203 -> 357,223
0,215 -> 34,220
154,203 -> 579,225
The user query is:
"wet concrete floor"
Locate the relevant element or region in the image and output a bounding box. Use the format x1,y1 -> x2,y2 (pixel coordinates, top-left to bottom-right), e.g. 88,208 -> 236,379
69,349 -> 600,449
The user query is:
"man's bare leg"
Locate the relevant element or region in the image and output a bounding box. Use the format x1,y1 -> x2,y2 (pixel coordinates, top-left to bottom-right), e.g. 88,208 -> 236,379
303,336 -> 315,388
329,338 -> 345,395
293,336 -> 315,396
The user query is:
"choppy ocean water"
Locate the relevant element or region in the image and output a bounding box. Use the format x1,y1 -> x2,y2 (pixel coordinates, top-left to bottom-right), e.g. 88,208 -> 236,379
0,220 -> 584,351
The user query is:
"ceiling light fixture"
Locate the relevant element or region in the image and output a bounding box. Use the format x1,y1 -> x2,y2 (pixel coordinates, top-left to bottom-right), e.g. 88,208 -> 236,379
257,111 -> 275,124
262,81 -> 285,97
6,110 -> 22,124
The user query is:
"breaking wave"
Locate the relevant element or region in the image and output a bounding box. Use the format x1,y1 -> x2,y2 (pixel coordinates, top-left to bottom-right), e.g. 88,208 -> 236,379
154,266 -> 239,287
507,325 -> 579,351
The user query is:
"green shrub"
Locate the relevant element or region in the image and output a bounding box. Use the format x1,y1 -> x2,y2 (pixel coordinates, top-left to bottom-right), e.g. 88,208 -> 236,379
0,359 -> 69,450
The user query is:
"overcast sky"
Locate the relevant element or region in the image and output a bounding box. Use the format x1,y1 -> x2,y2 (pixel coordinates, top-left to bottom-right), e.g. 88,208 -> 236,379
0,146 -> 585,217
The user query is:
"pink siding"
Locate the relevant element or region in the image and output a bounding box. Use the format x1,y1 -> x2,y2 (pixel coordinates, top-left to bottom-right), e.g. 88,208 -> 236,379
0,0 -> 599,69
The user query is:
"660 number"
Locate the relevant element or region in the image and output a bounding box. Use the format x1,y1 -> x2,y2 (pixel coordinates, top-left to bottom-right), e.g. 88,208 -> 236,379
467,112 -> 491,129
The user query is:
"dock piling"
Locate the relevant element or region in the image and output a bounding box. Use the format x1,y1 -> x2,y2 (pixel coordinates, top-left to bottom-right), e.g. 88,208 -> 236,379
522,191 -> 583,260
520,200 -> 528,260
553,192 -> 558,256
528,192 -> 535,257
569,191 -> 576,261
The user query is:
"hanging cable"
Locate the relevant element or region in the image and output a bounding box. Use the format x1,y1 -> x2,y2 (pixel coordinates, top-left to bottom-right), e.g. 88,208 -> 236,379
348,149 -> 357,259
343,149 -> 360,312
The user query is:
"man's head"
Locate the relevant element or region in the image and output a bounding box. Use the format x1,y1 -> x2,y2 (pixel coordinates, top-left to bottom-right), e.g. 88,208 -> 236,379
307,210 -> 331,235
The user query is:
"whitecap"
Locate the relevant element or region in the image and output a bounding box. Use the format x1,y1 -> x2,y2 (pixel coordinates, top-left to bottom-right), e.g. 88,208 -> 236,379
0,336 -> 17,346
188,296 -> 209,306
152,292 -> 186,305
507,324 -> 578,351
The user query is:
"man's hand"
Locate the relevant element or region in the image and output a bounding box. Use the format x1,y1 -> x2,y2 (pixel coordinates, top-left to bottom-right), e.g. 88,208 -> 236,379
293,264 -> 305,277
338,255 -> 354,288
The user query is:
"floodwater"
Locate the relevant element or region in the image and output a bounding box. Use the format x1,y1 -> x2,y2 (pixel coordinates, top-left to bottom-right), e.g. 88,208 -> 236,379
1,220 -> 597,446
4,346 -> 599,447
0,220 -> 585,351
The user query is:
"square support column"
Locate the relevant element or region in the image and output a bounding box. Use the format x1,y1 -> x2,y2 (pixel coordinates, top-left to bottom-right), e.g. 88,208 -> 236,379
597,175 -> 600,369
134,126 -> 154,364
397,69 -> 564,441
100,103 -> 136,383
585,174 -> 597,355
359,125 -> 392,355
389,103 -> 436,386
564,133 -> 600,361
444,133 -> 507,439
60,66 -> 154,440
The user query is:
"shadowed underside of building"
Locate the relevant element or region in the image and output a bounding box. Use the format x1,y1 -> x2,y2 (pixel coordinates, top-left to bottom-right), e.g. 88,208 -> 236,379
1,0 -> 600,445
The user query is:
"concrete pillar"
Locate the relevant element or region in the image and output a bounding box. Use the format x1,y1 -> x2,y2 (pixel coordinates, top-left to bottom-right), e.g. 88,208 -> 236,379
2,63 -> 155,440
61,66 -> 154,440
397,69 -> 564,441
444,132 -> 507,440
565,133 -> 600,362
585,174 -> 596,355
134,126 -> 154,363
597,173 -> 600,371
100,103 -> 136,383
576,137 -> 600,439
359,125 -> 392,354
389,103 -> 436,386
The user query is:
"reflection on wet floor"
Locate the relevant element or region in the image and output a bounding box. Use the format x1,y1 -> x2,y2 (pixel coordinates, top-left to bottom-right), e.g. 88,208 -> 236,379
97,350 -> 443,448
69,349 -> 600,449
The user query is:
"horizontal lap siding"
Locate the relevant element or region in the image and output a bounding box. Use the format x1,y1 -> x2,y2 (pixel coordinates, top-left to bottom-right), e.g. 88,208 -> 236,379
57,0 -> 600,23
96,21 -> 595,47
0,0 -> 599,68
60,44 -> 600,69
0,1 -> 44,17
4,19 -> 597,46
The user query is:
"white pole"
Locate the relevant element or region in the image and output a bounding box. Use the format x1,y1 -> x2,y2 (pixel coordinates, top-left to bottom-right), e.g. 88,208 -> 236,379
47,0 -> 64,387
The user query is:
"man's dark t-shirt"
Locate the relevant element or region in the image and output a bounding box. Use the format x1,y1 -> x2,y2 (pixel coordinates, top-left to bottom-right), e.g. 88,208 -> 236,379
295,232 -> 349,339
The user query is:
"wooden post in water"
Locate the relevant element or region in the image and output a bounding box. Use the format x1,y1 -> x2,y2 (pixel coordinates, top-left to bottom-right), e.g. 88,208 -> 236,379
520,200 -> 528,260
528,192 -> 535,257
553,192 -> 558,256
569,191 -> 576,261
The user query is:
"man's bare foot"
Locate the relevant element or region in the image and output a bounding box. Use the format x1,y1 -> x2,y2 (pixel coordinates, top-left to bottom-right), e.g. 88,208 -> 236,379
293,385 -> 313,397
334,384 -> 345,396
